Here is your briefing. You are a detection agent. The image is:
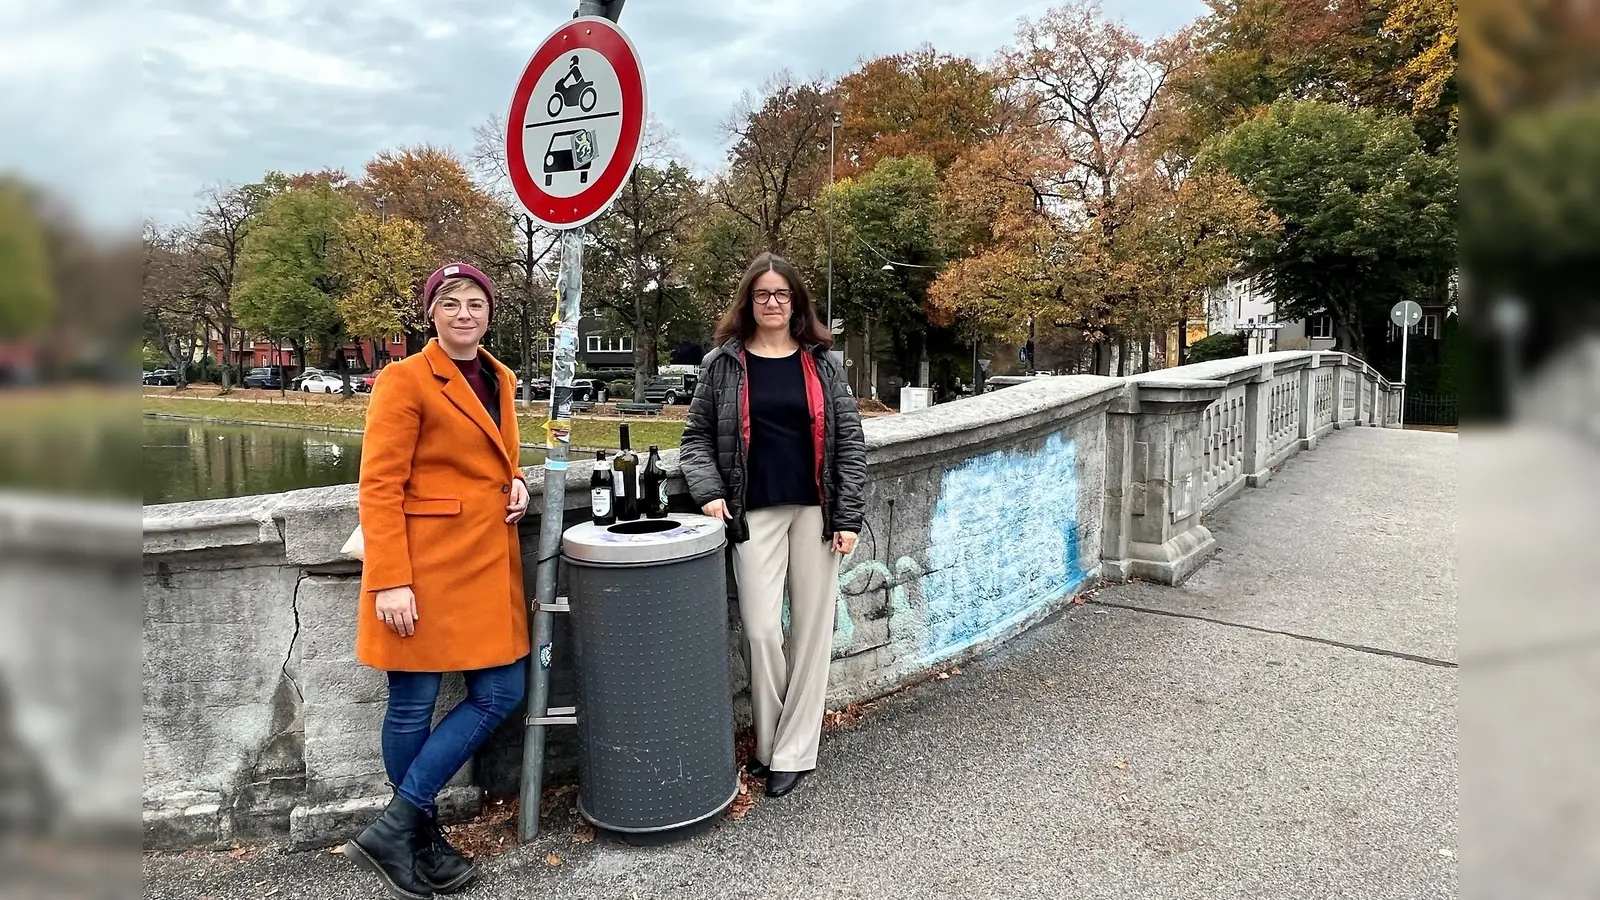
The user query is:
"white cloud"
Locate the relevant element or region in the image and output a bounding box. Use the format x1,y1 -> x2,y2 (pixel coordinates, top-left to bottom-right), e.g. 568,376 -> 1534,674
149,11 -> 400,91
1,0 -> 1206,227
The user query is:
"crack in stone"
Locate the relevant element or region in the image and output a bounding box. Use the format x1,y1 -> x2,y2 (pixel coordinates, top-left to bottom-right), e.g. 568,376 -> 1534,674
283,574 -> 306,704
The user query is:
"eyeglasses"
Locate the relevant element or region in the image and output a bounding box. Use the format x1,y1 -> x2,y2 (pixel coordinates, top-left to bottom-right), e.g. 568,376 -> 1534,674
435,299 -> 490,318
753,289 -> 792,306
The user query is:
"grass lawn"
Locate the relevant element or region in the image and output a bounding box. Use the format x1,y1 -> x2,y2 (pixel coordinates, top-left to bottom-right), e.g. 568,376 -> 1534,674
140,396 -> 685,450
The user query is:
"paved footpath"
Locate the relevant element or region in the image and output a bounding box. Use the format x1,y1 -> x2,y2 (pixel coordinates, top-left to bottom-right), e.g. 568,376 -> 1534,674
145,427 -> 1458,900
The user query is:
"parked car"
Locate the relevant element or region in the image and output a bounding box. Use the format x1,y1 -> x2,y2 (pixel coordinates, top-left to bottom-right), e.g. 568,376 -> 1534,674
570,378 -> 600,401
290,367 -> 325,390
517,377 -> 551,401
643,372 -> 697,405
299,372 -> 345,393
243,366 -> 290,390
143,369 -> 180,386
355,373 -> 378,393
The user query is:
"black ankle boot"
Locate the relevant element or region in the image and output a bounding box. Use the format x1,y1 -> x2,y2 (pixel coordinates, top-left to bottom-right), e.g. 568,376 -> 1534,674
341,795 -> 435,900
418,811 -> 477,894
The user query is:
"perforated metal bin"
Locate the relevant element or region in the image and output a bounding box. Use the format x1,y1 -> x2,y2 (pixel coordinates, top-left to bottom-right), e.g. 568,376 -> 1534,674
560,514 -> 737,840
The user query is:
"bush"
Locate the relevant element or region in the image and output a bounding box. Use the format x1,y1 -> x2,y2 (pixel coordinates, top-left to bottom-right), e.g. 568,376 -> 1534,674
608,380 -> 634,398
1186,332 -> 1248,364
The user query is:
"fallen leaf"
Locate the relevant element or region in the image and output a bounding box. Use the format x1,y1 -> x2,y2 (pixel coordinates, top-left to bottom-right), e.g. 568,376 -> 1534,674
950,667 -> 962,676
934,672 -> 950,681
546,852 -> 563,867
1114,758 -> 1129,770
572,821 -> 595,844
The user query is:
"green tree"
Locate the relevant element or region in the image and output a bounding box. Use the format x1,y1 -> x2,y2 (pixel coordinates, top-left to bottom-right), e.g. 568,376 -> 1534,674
0,179 -> 54,340
235,175 -> 355,379
1198,99 -> 1456,357
1463,99 -> 1600,356
810,155 -> 944,387
586,158 -> 707,397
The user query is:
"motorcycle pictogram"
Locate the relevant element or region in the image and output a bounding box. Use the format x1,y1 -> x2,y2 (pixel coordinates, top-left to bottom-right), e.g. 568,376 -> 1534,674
547,56 -> 599,118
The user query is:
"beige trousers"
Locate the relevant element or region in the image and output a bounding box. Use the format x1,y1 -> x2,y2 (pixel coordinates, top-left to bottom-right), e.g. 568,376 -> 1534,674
733,505 -> 841,772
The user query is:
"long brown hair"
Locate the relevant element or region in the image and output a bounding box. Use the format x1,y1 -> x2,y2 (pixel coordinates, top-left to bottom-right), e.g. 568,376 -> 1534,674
713,252 -> 833,349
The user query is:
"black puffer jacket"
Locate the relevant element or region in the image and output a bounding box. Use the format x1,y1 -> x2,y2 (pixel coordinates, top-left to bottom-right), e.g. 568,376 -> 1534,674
679,338 -> 867,544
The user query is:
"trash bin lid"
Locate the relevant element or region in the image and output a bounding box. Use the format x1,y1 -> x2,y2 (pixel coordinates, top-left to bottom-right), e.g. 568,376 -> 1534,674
562,514 -> 727,565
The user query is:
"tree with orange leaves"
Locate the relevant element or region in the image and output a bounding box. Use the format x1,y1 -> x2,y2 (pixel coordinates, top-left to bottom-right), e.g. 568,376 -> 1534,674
361,145 -> 510,269
834,46 -> 1010,177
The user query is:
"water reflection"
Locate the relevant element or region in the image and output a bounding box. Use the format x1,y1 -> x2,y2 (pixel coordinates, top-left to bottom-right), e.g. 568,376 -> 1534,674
142,419 -> 544,505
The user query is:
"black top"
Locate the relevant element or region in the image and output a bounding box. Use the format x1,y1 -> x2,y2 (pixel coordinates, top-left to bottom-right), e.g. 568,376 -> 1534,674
745,350 -> 817,510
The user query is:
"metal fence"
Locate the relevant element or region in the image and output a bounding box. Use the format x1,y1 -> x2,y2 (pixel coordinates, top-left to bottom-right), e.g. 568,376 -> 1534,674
1405,393 -> 1459,426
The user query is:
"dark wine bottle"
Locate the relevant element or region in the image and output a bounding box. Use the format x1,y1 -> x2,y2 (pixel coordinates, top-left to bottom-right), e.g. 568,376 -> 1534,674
642,444 -> 667,518
614,424 -> 640,521
590,450 -> 615,525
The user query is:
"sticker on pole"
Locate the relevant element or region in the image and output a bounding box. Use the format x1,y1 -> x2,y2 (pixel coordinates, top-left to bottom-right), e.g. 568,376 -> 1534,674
505,17 -> 647,230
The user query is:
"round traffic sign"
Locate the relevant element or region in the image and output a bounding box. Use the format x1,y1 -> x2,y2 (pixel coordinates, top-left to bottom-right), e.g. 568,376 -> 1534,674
1390,300 -> 1423,328
505,17 -> 647,229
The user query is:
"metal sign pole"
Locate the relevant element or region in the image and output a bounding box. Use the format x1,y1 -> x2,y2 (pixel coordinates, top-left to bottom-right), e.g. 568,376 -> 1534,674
1399,320 -> 1409,426
518,0 -> 620,845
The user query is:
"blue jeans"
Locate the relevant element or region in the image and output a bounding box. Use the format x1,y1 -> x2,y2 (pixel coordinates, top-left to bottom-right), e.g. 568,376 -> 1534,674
381,658 -> 527,813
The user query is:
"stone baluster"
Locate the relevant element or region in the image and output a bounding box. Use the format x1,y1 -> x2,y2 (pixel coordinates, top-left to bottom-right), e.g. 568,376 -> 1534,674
1242,360 -> 1275,488
1102,377 -> 1226,585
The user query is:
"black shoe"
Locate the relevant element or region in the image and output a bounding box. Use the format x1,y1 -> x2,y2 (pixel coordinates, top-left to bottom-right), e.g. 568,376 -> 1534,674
765,770 -> 810,798
744,759 -> 770,779
418,812 -> 477,894
341,795 -> 435,900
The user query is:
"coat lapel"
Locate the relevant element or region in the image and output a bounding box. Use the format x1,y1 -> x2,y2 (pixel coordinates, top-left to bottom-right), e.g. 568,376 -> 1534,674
424,340 -> 514,469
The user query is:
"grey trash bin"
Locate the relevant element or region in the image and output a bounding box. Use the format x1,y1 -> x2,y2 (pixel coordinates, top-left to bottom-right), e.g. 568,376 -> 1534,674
561,514 -> 738,841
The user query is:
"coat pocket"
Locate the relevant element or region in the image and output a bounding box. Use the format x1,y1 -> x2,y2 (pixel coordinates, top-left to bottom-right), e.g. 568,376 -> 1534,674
402,498 -> 462,516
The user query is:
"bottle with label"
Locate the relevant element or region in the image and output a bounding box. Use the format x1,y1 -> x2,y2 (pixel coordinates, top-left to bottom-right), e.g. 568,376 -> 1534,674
642,445 -> 667,518
590,450 -> 615,525
613,424 -> 640,521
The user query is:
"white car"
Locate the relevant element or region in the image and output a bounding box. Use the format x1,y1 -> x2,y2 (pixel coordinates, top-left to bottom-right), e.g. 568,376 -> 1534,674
300,372 -> 345,393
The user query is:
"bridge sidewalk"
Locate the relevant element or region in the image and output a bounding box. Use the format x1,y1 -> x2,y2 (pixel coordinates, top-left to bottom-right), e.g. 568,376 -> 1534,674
144,427 -> 1458,900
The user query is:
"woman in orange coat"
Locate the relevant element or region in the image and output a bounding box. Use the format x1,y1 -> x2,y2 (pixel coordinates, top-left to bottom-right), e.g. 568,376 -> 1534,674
341,262 -> 529,900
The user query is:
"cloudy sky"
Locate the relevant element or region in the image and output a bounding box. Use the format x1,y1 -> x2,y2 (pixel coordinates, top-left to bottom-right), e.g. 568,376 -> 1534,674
4,0 -> 1206,230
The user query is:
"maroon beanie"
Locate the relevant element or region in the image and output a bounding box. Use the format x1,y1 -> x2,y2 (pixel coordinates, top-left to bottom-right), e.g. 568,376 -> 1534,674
421,262 -> 497,318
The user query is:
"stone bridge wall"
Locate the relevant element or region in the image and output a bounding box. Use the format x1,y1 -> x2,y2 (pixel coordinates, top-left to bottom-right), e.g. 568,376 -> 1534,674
139,350 -> 1398,849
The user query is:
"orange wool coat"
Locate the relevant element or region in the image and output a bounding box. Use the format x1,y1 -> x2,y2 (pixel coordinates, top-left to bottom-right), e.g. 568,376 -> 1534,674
355,339 -> 530,672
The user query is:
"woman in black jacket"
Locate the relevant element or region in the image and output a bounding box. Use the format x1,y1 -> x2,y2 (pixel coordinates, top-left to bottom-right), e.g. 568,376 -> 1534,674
679,252 -> 867,798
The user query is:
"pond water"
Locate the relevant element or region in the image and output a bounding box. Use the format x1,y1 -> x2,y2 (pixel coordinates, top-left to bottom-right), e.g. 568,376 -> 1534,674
142,418 -> 544,505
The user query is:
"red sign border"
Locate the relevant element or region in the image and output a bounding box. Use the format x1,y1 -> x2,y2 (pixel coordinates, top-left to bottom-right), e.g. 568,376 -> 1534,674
506,17 -> 646,229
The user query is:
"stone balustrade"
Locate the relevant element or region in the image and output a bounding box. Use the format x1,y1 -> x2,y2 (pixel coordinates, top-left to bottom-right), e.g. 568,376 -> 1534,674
139,350 -> 1399,849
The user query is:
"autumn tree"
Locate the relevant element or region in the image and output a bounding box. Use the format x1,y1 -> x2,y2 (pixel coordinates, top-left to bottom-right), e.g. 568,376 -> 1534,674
1174,0 -> 1454,148
142,223 -> 210,383
362,145 -> 510,269
835,46 -> 1009,176
1198,99 -> 1456,356
586,153 -> 706,397
337,212 -> 431,384
1114,165 -> 1279,365
717,72 -> 836,252
190,182 -> 268,388
999,0 -> 1197,371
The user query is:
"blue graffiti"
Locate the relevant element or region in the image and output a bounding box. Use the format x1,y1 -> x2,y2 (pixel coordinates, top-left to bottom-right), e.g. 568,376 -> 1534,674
916,431 -> 1088,663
